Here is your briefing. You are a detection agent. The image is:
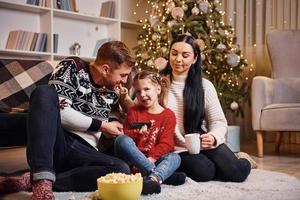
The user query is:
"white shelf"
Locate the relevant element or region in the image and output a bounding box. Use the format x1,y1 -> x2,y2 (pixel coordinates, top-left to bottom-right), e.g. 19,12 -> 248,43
0,0 -> 144,61
54,53 -> 96,62
53,9 -> 118,24
0,49 -> 51,60
121,20 -> 142,29
0,1 -> 50,13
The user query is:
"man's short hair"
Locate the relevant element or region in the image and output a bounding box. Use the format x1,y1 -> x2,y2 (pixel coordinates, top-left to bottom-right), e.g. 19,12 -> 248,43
95,41 -> 135,69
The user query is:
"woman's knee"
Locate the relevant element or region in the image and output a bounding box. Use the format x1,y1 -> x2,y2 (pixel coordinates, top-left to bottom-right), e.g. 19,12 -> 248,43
180,154 -> 215,182
227,159 -> 251,182
190,162 -> 215,182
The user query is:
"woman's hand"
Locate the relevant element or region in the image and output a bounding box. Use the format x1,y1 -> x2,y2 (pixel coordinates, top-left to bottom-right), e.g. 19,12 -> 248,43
200,134 -> 216,149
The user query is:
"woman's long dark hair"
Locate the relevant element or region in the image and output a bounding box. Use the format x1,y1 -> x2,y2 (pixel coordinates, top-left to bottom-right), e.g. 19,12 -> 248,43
161,34 -> 205,134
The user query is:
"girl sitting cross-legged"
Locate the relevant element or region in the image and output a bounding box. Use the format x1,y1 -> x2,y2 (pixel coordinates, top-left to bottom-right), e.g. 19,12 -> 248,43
114,70 -> 186,195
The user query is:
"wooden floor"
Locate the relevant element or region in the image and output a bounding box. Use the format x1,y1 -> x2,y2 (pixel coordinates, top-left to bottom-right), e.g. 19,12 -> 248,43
241,141 -> 300,180
1,140 -> 300,180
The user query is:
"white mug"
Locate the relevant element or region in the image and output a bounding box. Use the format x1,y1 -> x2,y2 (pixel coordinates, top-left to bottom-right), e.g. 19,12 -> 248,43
185,133 -> 201,154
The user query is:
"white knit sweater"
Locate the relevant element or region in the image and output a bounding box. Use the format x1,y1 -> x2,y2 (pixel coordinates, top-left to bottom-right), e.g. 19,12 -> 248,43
167,74 -> 227,152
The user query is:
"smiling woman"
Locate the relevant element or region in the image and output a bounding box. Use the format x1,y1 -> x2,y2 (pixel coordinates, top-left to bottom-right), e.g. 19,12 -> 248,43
160,34 -> 251,183
169,42 -> 197,77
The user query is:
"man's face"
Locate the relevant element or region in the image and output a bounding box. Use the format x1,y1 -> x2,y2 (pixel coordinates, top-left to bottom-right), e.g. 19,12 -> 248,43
104,63 -> 132,90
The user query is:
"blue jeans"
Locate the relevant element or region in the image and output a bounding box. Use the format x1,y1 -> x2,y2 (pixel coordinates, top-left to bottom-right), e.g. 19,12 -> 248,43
27,85 -> 130,191
114,135 -> 181,182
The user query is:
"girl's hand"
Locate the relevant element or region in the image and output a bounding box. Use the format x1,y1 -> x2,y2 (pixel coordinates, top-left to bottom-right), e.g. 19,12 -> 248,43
200,134 -> 216,149
132,125 -> 148,134
148,157 -> 156,164
138,125 -> 148,134
114,84 -> 128,98
59,99 -> 69,110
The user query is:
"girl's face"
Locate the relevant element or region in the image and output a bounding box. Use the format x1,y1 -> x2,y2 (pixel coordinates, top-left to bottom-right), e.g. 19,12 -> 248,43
134,78 -> 161,110
169,41 -> 197,76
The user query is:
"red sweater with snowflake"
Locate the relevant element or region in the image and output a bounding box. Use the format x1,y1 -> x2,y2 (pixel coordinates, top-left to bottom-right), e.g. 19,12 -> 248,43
124,106 -> 176,160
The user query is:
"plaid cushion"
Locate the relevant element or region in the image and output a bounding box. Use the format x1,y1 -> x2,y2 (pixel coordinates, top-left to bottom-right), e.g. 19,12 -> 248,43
0,59 -> 54,112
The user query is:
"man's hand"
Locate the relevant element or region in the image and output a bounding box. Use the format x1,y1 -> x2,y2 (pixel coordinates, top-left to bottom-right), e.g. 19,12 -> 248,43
100,121 -> 124,137
200,134 -> 216,150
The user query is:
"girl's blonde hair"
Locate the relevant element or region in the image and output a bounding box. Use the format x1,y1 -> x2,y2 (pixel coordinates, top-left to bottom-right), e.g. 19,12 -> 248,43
133,70 -> 169,107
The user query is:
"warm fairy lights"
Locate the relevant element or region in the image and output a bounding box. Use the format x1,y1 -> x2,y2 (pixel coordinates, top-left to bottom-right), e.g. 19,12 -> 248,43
132,0 -> 254,116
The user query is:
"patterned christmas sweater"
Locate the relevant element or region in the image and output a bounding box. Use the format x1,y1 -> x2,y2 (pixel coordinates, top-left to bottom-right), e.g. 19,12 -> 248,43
124,105 -> 176,160
48,57 -> 119,149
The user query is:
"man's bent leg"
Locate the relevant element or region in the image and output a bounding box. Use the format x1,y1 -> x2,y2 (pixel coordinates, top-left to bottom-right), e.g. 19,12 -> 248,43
27,85 -> 67,199
52,135 -> 130,192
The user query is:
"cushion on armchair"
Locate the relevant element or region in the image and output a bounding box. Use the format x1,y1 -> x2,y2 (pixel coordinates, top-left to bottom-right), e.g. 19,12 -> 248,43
0,59 -> 54,112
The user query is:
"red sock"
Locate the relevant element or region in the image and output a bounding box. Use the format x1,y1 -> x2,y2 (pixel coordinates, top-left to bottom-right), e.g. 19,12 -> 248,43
131,165 -> 140,174
31,179 -> 54,200
0,172 -> 31,194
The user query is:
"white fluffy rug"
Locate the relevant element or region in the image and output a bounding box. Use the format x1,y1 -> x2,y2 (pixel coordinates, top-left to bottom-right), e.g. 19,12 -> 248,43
3,169 -> 300,200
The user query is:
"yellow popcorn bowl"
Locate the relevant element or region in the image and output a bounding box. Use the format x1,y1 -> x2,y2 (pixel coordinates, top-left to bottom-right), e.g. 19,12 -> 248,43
97,176 -> 143,200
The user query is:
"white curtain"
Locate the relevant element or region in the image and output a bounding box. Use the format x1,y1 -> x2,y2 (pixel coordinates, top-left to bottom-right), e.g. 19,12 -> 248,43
220,0 -> 300,143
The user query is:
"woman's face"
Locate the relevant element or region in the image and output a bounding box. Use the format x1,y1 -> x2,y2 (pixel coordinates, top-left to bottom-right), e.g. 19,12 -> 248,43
169,42 -> 197,76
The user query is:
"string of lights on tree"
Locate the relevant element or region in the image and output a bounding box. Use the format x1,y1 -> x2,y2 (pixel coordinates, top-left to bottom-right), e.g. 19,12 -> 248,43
133,0 -> 254,117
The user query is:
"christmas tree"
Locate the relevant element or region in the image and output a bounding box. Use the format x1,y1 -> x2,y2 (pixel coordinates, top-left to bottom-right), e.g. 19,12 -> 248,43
134,0 -> 251,117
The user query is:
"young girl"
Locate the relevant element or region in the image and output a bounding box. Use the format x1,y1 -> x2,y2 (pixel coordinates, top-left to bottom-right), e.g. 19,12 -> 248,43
114,70 -> 186,195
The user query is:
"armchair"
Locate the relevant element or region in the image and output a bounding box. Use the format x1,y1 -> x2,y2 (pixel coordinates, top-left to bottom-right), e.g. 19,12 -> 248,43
251,30 -> 300,157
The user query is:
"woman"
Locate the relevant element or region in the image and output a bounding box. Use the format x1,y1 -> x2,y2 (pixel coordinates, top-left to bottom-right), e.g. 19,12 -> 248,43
161,34 -> 251,182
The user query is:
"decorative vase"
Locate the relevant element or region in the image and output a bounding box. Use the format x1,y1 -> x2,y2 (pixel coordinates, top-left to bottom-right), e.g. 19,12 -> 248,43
226,125 -> 240,152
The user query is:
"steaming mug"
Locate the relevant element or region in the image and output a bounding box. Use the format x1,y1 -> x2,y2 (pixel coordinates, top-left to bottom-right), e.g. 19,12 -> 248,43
185,133 -> 201,154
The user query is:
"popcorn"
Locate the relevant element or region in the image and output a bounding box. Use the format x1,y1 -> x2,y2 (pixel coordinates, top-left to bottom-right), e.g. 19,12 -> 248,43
97,173 -> 142,184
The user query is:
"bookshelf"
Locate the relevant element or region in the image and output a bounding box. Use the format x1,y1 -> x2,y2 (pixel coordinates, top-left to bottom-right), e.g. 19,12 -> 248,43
0,0 -> 149,61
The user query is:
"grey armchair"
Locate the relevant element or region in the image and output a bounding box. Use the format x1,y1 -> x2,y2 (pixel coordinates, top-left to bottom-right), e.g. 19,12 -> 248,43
251,30 -> 300,157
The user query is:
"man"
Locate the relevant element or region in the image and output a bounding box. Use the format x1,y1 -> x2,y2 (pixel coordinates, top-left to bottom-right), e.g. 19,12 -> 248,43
0,41 -> 134,199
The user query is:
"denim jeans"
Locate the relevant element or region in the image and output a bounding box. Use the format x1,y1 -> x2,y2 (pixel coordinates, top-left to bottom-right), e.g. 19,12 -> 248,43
114,135 -> 181,182
27,85 -> 130,191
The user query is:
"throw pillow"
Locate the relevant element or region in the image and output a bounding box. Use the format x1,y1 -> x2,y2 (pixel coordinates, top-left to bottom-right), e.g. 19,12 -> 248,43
0,59 -> 54,112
